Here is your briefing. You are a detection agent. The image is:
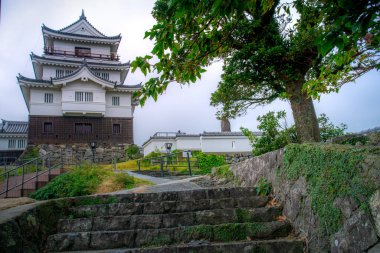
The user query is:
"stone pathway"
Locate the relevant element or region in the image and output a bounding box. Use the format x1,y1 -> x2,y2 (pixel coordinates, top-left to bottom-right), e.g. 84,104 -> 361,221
111,170 -> 204,194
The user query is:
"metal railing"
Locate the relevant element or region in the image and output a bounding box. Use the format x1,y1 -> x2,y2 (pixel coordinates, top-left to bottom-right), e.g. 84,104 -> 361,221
0,152 -> 63,198
136,151 -> 199,177
44,48 -> 120,61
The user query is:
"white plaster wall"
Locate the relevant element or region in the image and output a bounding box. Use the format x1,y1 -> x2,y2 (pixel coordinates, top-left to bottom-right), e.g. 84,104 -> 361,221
0,137 -> 27,151
62,81 -> 105,114
201,136 -> 251,153
54,40 -> 111,56
0,138 -> 8,150
143,139 -> 177,156
42,65 -> 76,80
29,88 -> 62,116
176,137 -> 201,150
105,92 -> 132,117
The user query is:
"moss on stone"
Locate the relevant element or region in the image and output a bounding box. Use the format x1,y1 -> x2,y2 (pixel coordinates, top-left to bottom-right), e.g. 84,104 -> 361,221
283,143 -> 379,235
235,208 -> 252,223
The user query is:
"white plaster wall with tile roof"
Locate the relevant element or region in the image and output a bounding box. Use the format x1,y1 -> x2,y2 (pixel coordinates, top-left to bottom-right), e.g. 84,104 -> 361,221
61,80 -> 105,114
29,88 -> 62,116
53,40 -> 111,56
105,92 -> 132,117
176,136 -> 201,151
200,135 -> 251,154
143,139 -> 177,156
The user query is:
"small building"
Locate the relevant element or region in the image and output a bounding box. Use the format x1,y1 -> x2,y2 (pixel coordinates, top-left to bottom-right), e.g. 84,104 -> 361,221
0,120 -> 28,163
142,131 -> 260,156
17,11 -> 139,145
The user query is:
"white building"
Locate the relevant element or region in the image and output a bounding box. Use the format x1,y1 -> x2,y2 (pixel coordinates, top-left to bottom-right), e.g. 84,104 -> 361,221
0,120 -> 28,162
17,11 -> 139,145
142,131 -> 261,156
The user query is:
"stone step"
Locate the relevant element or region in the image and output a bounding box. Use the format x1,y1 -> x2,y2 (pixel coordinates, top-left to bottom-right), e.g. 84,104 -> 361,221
70,196 -> 268,218
55,238 -> 304,253
47,221 -> 293,252
58,207 -> 283,233
72,187 -> 258,206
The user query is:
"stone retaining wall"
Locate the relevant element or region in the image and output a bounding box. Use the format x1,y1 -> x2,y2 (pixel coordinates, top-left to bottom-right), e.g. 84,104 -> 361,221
230,148 -> 380,252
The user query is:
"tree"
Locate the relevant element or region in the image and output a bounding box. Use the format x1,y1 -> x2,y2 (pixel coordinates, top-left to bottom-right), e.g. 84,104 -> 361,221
307,0 -> 380,97
131,0 -> 378,142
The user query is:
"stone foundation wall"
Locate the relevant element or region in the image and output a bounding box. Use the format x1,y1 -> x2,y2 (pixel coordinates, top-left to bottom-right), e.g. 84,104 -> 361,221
25,143 -> 128,165
230,148 -> 380,252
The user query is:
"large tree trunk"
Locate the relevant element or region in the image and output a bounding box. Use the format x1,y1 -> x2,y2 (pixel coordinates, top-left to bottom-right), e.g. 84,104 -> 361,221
287,80 -> 320,142
221,118 -> 231,132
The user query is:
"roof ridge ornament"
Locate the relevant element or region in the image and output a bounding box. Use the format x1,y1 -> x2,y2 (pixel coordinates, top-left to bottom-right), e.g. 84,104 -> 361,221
80,9 -> 87,20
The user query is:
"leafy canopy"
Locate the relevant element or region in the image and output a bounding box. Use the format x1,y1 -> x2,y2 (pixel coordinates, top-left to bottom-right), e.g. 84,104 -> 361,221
132,0 -> 379,106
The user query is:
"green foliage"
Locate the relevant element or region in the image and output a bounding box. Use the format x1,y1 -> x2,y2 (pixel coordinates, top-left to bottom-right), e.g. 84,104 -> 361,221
30,164 -> 151,200
256,178 -> 271,196
243,111 -> 347,156
30,164 -> 107,200
242,111 -> 296,156
212,165 -> 234,181
318,113 -> 347,142
307,0 -> 380,97
125,144 -> 141,160
21,146 -> 39,160
195,152 -> 226,174
133,0 -> 377,143
283,143 -> 378,235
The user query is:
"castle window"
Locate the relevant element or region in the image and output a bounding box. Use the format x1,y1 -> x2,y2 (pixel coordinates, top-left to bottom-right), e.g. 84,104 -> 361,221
75,123 -> 92,134
101,73 -> 109,80
112,124 -> 121,134
95,72 -> 109,80
44,93 -> 53,103
112,96 -> 120,106
75,92 -> 93,102
65,69 -> 73,75
56,69 -> 65,78
75,47 -> 91,57
8,139 -> 16,149
43,122 -> 53,133
17,139 -> 26,149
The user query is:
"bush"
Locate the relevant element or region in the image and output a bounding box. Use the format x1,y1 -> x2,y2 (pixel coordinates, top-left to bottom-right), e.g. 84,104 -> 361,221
195,152 -> 226,174
125,144 -> 142,160
242,111 -> 347,156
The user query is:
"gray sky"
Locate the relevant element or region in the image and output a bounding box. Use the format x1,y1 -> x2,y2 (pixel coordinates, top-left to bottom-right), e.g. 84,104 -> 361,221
0,0 -> 379,145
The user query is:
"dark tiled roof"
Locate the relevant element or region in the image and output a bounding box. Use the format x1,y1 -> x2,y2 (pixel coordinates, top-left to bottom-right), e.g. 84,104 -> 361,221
42,25 -> 121,40
0,120 -> 28,134
31,53 -> 130,68
115,83 -> 142,89
201,131 -> 262,136
176,134 -> 200,137
17,74 -> 52,84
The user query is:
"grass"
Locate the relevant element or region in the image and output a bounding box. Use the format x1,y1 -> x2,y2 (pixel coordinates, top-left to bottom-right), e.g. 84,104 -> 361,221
29,163 -> 154,200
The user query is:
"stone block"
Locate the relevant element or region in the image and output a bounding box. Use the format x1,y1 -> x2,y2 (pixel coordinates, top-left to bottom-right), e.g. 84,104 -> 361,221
370,189 -> 380,237
331,210 -> 378,253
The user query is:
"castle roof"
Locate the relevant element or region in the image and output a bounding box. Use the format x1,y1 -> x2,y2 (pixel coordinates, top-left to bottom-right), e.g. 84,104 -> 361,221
0,120 -> 28,135
42,10 -> 121,46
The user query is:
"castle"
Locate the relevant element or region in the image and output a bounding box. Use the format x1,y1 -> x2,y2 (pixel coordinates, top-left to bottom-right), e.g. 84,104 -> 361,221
17,11 -> 139,145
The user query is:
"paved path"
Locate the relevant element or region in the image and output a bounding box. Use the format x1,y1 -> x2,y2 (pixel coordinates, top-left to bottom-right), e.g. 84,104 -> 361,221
111,170 -> 204,194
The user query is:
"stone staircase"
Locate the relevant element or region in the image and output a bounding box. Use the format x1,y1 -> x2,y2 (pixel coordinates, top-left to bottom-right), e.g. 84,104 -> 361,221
46,187 -> 304,252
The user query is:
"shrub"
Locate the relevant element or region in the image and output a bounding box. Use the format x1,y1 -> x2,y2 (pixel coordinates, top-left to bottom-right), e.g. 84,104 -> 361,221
125,144 -> 142,160
242,111 -> 347,156
255,178 -> 271,196
195,152 -> 226,174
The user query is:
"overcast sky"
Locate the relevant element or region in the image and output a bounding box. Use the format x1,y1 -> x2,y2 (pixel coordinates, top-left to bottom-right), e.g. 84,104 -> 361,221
0,0 -> 379,145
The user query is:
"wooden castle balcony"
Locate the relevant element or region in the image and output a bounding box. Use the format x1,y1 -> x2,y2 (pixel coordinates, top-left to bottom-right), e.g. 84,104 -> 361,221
44,48 -> 120,61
